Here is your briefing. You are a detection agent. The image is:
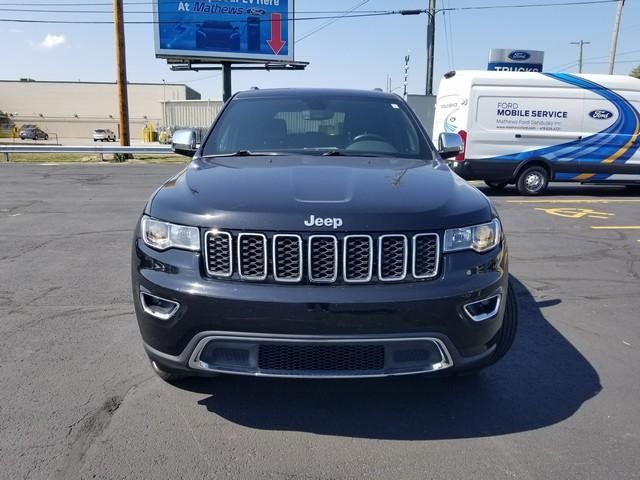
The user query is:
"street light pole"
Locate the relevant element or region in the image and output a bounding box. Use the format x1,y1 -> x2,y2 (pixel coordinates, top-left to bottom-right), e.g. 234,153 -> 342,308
570,40 -> 590,73
425,0 -> 436,96
608,0 -> 625,74
403,52 -> 410,100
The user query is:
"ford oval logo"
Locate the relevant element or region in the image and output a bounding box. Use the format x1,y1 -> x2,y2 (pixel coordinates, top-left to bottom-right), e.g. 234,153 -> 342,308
508,51 -> 531,61
589,109 -> 614,120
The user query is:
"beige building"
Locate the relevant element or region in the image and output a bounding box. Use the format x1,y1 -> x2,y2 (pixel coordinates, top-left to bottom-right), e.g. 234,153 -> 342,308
0,79 -> 200,141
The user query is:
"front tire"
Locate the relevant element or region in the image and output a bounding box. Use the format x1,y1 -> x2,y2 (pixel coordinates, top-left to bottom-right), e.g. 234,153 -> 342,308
516,165 -> 549,195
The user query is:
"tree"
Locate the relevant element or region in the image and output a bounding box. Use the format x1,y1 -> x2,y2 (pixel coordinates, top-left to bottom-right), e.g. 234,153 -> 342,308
631,65 -> 640,79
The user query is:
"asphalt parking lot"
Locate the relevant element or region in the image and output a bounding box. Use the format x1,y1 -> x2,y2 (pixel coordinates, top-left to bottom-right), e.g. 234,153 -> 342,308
1,163 -> 639,480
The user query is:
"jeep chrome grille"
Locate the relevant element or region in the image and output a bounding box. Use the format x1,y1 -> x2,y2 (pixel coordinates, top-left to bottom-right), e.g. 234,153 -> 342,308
204,231 -> 440,284
204,231 -> 233,277
344,235 -> 373,282
308,235 -> 339,283
237,233 -> 267,280
378,235 -> 408,281
273,234 -> 303,282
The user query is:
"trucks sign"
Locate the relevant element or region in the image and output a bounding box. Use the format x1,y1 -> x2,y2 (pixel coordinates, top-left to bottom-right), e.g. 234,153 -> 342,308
153,0 -> 294,62
488,48 -> 544,72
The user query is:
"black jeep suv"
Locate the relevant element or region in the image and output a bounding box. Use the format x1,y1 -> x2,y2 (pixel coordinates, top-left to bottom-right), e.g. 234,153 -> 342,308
132,88 -> 517,381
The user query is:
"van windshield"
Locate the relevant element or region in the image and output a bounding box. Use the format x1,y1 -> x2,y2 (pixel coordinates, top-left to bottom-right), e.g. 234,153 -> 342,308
202,94 -> 432,160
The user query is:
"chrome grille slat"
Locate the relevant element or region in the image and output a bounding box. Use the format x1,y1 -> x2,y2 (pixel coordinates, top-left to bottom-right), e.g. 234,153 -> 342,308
412,233 -> 440,279
308,235 -> 338,283
204,231 -> 440,284
237,233 -> 267,280
273,234 -> 303,282
378,234 -> 408,281
204,231 -> 233,277
343,235 -> 373,283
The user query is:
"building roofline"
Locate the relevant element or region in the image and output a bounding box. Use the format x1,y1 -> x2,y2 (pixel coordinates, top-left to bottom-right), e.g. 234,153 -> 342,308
0,79 -> 190,87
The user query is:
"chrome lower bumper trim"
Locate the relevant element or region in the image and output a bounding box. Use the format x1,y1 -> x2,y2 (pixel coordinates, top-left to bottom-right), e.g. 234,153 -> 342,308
186,334 -> 453,379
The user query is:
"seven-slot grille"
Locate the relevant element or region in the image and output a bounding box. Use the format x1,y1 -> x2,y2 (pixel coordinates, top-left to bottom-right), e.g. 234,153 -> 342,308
204,231 -> 440,284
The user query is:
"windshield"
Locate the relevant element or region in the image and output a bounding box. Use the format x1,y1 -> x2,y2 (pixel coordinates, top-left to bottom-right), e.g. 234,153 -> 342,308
201,94 -> 432,160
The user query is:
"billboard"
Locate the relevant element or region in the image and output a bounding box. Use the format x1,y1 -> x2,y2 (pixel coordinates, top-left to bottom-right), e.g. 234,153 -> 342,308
488,49 -> 544,72
154,0 -> 294,62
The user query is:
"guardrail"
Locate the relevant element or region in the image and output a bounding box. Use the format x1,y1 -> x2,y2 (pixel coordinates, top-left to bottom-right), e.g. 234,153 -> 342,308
0,145 -> 173,162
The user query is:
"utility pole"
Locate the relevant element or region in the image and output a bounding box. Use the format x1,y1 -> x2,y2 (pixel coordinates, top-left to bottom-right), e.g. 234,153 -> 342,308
425,0 -> 436,96
113,0 -> 130,146
608,0 -> 625,74
570,40 -> 590,73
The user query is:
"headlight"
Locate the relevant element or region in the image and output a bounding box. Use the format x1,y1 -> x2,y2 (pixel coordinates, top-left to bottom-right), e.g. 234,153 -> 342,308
443,218 -> 501,253
141,215 -> 200,251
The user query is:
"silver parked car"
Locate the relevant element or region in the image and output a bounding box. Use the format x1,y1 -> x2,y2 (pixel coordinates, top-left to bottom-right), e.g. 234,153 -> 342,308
19,127 -> 48,141
93,129 -> 116,142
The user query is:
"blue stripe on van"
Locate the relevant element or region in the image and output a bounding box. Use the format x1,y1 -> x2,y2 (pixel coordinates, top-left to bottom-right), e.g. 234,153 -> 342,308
489,73 -> 640,167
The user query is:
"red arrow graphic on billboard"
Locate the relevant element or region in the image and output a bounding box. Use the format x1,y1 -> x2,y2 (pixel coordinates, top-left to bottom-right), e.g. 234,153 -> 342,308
266,13 -> 286,55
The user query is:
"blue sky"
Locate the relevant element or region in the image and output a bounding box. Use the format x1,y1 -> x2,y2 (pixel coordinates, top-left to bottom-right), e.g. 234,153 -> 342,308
1,0 -> 639,99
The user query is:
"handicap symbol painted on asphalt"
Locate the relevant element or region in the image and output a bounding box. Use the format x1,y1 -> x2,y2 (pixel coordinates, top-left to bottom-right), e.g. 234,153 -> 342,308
534,207 -> 615,220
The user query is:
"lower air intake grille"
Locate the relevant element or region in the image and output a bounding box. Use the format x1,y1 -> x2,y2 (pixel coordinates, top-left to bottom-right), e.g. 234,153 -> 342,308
258,344 -> 385,372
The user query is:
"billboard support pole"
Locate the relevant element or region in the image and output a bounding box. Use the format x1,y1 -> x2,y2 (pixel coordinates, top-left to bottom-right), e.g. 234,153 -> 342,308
222,62 -> 232,102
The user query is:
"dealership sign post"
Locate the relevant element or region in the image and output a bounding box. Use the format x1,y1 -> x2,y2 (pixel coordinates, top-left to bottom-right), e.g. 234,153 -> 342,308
488,49 -> 544,72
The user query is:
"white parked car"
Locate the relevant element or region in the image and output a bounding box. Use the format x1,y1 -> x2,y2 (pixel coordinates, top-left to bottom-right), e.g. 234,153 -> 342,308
93,129 -> 116,142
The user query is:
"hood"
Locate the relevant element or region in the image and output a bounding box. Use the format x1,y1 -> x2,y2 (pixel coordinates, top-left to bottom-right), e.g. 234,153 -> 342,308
147,156 -> 491,232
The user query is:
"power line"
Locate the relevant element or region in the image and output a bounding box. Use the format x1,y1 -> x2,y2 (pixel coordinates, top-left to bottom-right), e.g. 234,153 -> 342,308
296,0 -> 371,44
549,48 -> 640,70
0,0 -> 619,25
0,6 -> 390,14
0,11 -> 398,24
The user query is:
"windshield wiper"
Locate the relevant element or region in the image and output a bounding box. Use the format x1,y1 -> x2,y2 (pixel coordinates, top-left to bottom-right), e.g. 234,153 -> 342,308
201,150 -> 285,158
322,150 -> 383,157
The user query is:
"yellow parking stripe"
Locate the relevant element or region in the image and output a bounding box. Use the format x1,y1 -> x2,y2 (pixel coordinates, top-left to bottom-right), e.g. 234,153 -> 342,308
591,226 -> 640,230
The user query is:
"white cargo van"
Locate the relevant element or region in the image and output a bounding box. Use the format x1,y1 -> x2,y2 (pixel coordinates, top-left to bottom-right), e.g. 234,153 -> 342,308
433,70 -> 640,195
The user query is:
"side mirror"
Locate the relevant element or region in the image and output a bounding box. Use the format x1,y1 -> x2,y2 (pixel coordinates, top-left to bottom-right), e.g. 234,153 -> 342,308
437,132 -> 463,159
172,128 -> 198,157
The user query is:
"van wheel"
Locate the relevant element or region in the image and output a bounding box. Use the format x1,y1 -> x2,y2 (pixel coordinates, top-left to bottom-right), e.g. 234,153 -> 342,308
485,181 -> 507,190
516,165 -> 549,195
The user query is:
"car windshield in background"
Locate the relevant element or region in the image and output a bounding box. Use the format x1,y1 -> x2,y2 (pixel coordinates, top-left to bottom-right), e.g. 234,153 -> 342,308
202,94 -> 431,160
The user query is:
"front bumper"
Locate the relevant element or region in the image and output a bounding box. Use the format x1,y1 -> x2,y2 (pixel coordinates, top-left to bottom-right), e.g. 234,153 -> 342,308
132,237 -> 508,377
450,159 -> 518,183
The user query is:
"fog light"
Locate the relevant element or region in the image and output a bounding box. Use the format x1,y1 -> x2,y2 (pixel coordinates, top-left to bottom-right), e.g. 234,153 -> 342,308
140,291 -> 180,320
464,294 -> 501,322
